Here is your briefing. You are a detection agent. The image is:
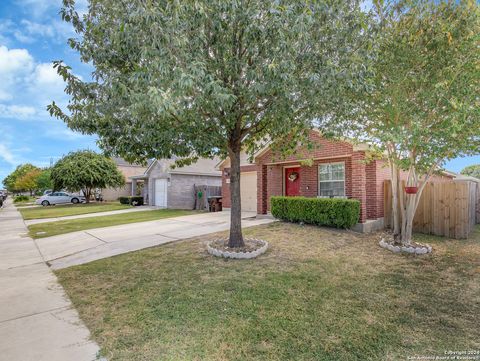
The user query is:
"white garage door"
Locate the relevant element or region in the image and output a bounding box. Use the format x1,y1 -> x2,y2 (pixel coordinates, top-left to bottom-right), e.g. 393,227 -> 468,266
155,179 -> 168,208
240,171 -> 257,212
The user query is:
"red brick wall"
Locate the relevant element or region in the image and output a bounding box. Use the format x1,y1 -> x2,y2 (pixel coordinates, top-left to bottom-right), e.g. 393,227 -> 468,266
375,160 -> 391,218
254,133 -> 395,223
366,161 -> 377,219
257,131 -> 354,164
258,157 -> 354,213
351,152 -> 367,223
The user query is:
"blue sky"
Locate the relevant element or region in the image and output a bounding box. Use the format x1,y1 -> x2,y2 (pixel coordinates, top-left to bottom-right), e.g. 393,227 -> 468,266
0,0 -> 478,185
0,0 -> 98,184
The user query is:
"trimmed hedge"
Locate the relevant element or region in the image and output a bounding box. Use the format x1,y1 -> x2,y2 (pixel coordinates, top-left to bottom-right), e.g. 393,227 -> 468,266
270,196 -> 360,229
119,196 -> 144,206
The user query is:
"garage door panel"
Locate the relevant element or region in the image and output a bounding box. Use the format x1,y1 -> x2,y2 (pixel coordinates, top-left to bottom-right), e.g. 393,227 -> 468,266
155,179 -> 168,208
240,171 -> 257,212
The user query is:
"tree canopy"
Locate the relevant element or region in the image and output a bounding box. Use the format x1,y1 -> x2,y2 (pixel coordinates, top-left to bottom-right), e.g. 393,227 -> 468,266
347,0 -> 480,244
51,150 -> 125,202
49,0 -> 373,247
461,164 -> 480,179
2,164 -> 40,193
36,168 -> 53,191
15,169 -> 42,195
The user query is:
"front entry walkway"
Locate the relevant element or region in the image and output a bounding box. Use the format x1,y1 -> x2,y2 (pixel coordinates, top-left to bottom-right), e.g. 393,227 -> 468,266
37,211 -> 275,270
0,200 -> 100,360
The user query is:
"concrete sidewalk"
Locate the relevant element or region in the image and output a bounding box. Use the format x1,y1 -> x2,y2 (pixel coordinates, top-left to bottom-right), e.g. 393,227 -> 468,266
0,200 -> 101,361
25,205 -> 158,225
37,211 -> 275,270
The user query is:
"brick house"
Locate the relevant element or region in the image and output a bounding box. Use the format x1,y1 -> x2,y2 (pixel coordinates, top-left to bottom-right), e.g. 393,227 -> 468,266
219,130 -> 450,232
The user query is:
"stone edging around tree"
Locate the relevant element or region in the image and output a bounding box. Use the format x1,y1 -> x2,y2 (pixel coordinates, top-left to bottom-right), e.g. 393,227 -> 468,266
207,239 -> 269,259
379,238 -> 432,255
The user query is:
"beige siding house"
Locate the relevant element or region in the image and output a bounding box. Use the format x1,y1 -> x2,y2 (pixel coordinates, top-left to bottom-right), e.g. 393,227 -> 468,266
130,158 -> 221,209
101,158 -> 150,201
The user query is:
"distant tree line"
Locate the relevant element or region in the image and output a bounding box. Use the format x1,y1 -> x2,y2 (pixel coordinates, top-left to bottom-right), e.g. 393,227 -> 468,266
2,150 -> 124,202
2,164 -> 52,195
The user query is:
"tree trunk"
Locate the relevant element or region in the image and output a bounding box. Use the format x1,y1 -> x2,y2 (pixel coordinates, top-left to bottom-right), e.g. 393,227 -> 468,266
401,194 -> 416,245
390,162 -> 401,242
84,187 -> 91,203
400,166 -> 429,246
228,146 -> 245,248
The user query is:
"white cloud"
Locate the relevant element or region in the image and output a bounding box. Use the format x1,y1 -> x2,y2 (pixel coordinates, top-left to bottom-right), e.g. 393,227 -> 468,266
14,0 -> 63,19
16,19 -> 74,44
0,45 -> 69,120
29,62 -> 67,107
14,0 -> 88,21
0,8 -> 75,45
0,143 -> 19,166
0,104 -> 36,119
0,45 -> 35,101
45,126 -> 89,140
32,62 -> 64,87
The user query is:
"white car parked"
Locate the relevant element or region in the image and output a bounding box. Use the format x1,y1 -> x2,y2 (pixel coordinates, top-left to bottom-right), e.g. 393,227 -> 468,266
36,192 -> 86,206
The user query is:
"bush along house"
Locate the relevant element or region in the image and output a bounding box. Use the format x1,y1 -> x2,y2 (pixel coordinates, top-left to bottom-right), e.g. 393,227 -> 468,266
219,130 -> 407,233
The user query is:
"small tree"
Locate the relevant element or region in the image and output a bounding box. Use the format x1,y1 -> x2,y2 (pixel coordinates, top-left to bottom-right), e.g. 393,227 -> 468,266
461,165 -> 480,179
3,164 -> 40,193
49,0 -> 373,247
350,0 -> 480,245
51,150 -> 125,203
15,169 -> 42,196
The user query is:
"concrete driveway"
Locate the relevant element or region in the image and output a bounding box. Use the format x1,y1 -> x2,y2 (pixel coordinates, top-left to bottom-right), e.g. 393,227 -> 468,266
0,200 -> 100,361
38,211 -> 274,270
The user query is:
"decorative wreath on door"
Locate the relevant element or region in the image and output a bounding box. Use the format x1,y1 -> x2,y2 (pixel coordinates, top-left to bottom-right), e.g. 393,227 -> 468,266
288,172 -> 299,182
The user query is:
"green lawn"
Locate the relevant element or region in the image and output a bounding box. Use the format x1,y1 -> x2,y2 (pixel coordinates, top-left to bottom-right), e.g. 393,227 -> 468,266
29,209 -> 198,238
19,202 -> 132,220
56,223 -> 480,361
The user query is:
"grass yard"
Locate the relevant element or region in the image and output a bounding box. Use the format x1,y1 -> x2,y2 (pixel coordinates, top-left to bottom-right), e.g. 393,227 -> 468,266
29,209 -> 199,238
56,223 -> 480,361
19,202 -> 132,220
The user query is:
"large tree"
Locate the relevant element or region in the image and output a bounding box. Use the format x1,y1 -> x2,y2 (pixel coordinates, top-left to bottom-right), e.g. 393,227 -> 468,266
49,0 -> 373,247
51,150 -> 125,203
348,0 -> 480,245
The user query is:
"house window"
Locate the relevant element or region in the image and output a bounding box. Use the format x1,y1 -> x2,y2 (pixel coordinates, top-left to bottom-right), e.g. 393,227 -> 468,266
318,162 -> 345,197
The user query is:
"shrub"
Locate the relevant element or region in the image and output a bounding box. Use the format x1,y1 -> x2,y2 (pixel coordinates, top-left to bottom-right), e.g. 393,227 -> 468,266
13,195 -> 30,203
119,196 -> 144,206
270,196 -> 360,229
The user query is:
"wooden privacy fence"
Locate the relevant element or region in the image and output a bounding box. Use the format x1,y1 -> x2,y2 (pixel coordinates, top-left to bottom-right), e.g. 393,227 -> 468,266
384,180 -> 479,239
194,185 -> 222,211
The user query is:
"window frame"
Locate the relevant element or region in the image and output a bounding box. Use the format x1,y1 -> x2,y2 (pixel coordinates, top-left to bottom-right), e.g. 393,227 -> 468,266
318,161 -> 346,198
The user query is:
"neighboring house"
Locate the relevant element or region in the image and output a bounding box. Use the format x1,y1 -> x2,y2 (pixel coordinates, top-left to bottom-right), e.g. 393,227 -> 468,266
219,130 -> 453,232
101,158 -> 150,201
130,158 -> 221,209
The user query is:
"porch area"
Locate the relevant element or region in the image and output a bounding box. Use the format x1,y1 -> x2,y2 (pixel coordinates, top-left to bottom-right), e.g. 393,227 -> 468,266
256,154 -> 386,229
130,175 -> 149,205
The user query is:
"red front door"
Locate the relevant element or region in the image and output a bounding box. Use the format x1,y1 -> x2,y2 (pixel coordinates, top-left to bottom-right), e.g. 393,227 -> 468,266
285,167 -> 301,196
